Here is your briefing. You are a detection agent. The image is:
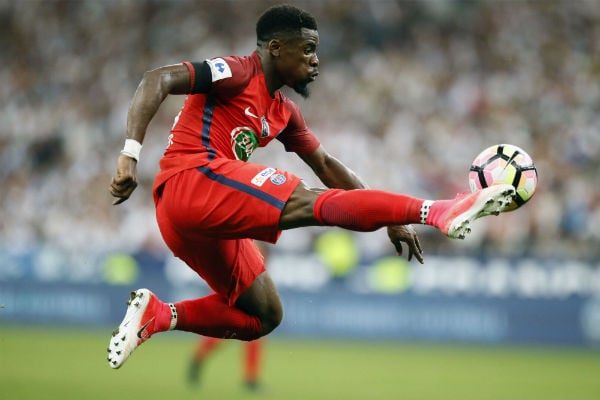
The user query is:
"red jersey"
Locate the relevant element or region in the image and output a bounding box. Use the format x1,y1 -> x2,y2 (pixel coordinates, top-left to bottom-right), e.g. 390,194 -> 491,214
153,52 -> 320,192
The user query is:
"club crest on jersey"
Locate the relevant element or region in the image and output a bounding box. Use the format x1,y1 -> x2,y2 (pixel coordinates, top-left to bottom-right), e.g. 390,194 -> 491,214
206,57 -> 232,82
231,126 -> 258,161
260,116 -> 270,138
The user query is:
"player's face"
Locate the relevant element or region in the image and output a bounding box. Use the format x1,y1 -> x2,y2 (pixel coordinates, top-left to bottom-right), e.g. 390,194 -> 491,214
276,28 -> 319,98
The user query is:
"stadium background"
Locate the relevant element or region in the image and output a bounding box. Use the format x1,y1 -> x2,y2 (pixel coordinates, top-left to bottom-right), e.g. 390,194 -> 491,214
1,1 -> 600,399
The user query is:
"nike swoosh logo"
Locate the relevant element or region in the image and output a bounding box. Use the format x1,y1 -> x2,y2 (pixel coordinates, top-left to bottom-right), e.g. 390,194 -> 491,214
137,317 -> 155,339
244,107 -> 259,119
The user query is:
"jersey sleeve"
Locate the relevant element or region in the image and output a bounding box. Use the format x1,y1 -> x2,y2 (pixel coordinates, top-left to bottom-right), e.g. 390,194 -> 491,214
277,99 -> 321,154
183,56 -> 251,97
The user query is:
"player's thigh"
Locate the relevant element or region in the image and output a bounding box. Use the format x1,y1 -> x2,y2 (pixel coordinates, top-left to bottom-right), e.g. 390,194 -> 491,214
186,238 -> 282,330
161,162 -> 302,242
160,230 -> 266,306
278,182 -> 321,229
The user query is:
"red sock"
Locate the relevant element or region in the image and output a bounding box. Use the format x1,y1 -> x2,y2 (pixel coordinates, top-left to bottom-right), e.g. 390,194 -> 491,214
425,199 -> 453,229
244,339 -> 261,384
313,189 -> 424,231
175,294 -> 262,341
194,336 -> 222,361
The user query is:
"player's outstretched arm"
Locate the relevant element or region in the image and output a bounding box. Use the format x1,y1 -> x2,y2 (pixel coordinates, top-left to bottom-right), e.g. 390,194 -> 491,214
298,145 -> 424,263
110,64 -> 191,205
298,145 -> 367,190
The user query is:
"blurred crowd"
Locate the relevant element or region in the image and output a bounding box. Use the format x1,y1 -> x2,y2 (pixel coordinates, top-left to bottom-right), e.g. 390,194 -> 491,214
1,0 -> 599,267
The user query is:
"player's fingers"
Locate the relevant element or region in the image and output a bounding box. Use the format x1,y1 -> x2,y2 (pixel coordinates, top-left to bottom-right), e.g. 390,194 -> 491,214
405,236 -> 423,264
110,187 -> 130,204
414,235 -> 423,255
407,248 -> 413,262
111,188 -> 133,205
393,240 -> 403,257
111,175 -> 134,188
111,176 -> 136,189
411,242 -> 424,264
405,229 -> 424,263
109,177 -> 136,204
109,184 -> 127,199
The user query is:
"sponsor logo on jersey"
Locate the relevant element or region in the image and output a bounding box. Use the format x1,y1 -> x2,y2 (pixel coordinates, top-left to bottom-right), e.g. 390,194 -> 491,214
244,107 -> 259,119
206,57 -> 232,82
230,126 -> 258,161
251,167 -> 276,187
270,173 -> 287,185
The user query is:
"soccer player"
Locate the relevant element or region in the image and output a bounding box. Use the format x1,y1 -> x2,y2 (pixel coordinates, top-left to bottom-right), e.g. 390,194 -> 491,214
107,4 -> 515,369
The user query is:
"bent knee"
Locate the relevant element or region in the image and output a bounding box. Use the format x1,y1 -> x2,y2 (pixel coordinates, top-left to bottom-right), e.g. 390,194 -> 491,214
259,303 -> 283,336
279,184 -> 321,229
235,273 -> 284,337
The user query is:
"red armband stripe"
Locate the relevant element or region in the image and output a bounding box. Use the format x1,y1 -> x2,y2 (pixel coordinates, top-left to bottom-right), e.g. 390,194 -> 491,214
183,61 -> 196,93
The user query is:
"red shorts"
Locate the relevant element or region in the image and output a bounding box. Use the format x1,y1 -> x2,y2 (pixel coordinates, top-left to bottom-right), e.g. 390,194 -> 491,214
154,158 -> 301,305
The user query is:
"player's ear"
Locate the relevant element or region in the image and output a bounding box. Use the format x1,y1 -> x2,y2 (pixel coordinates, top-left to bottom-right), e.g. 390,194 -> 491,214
268,39 -> 281,57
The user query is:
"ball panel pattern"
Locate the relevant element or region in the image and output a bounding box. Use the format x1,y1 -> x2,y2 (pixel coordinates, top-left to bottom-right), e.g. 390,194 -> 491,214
469,144 -> 537,211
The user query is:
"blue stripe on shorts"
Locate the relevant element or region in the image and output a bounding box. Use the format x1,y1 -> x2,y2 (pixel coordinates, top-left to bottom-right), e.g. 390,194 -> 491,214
196,165 -> 287,210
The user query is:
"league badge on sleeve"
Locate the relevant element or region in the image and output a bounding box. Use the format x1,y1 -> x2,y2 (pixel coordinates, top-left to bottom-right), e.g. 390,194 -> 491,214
270,174 -> 286,185
206,57 -> 232,82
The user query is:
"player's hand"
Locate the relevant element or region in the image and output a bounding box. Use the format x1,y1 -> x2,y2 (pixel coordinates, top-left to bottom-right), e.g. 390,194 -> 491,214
387,224 -> 424,264
110,154 -> 138,205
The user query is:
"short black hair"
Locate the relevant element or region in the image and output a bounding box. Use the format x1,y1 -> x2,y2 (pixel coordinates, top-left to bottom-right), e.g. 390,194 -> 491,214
256,4 -> 317,43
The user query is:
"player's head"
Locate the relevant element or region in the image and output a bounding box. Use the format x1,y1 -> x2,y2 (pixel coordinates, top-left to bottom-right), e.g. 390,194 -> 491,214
256,4 -> 319,98
256,4 -> 317,43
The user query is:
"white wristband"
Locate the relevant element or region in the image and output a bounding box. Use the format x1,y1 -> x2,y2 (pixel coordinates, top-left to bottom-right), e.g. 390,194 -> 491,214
120,139 -> 142,162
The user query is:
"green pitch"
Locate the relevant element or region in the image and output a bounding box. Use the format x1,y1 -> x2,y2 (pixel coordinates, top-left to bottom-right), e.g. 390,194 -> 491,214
1,325 -> 599,400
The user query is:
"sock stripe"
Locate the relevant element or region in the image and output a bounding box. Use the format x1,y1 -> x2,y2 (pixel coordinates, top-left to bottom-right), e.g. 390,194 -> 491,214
420,200 -> 434,224
168,303 -> 178,330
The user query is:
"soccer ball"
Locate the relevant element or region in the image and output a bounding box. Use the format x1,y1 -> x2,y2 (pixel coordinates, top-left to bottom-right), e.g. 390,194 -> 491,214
469,144 -> 538,211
